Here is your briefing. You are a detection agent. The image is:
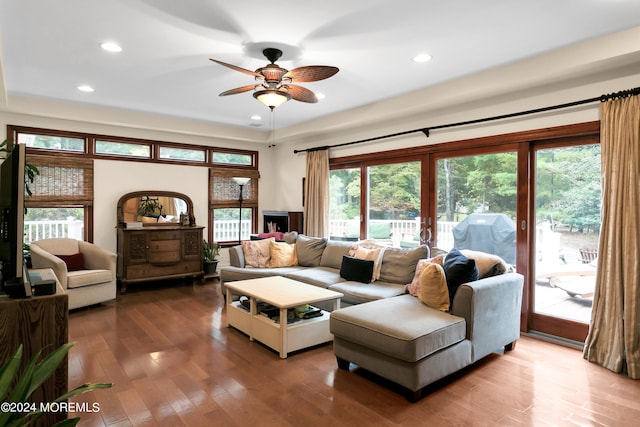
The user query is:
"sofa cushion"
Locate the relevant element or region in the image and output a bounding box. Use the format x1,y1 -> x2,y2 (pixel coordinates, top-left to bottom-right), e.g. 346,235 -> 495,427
443,248 -> 478,302
242,238 -> 273,268
378,245 -> 430,285
418,263 -> 450,312
348,241 -> 385,281
407,255 -> 444,296
460,249 -> 508,279
221,266 -> 306,286
330,294 -> 466,362
56,252 -> 85,271
295,235 -> 327,267
285,267 -> 344,289
67,269 -> 113,289
329,280 -> 408,305
320,240 -> 353,269
340,255 -> 374,283
269,241 -> 298,268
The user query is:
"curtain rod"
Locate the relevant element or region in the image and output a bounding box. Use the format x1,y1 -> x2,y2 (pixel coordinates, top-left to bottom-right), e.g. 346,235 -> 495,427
293,86 -> 640,154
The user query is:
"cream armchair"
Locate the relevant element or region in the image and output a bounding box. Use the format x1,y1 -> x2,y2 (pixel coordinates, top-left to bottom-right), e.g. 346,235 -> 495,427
30,238 -> 117,310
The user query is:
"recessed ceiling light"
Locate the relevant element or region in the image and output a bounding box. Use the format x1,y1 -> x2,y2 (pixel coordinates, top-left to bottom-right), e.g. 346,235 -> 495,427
100,42 -> 122,52
412,53 -> 432,63
251,115 -> 262,121
315,93 -> 326,100
77,85 -> 94,92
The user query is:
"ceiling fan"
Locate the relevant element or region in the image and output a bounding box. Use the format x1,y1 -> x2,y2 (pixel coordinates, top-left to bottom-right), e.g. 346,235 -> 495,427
210,48 -> 339,110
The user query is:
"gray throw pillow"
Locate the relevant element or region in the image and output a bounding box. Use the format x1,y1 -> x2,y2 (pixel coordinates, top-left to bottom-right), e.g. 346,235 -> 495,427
295,234 -> 327,267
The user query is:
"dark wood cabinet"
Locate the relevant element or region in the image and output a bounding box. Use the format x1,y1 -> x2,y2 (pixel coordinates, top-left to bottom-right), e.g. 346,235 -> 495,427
115,191 -> 204,292
117,226 -> 204,291
0,277 -> 68,426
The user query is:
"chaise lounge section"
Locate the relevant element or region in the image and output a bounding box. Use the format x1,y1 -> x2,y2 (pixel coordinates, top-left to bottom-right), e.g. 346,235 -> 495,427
330,272 -> 524,401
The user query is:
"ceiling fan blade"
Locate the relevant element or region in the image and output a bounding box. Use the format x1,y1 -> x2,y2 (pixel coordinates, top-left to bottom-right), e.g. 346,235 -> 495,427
287,85 -> 318,103
283,66 -> 339,82
219,85 -> 258,96
210,58 -> 262,78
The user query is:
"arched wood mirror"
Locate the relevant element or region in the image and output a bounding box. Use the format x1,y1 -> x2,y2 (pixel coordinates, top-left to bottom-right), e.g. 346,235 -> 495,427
116,191 -> 197,227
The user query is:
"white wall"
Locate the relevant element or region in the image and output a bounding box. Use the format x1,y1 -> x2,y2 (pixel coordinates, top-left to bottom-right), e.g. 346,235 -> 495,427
93,160 -> 209,252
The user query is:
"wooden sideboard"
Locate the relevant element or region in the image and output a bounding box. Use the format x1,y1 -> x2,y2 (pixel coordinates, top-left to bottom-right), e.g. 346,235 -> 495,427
116,226 -> 204,291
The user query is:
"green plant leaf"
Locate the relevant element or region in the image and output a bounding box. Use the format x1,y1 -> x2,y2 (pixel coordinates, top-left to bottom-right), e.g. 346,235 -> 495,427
5,347 -> 43,400
0,349 -> 48,427
0,345 -> 23,401
55,382 -> 112,402
27,343 -> 75,398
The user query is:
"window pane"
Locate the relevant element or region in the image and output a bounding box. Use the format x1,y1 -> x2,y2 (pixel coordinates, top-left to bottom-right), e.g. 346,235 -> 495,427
18,133 -> 84,152
212,151 -> 253,165
534,144 -> 600,324
159,146 -> 205,162
329,168 -> 360,240
435,152 -> 517,264
23,207 -> 84,244
96,140 -> 151,158
213,208 -> 252,243
367,162 -> 421,245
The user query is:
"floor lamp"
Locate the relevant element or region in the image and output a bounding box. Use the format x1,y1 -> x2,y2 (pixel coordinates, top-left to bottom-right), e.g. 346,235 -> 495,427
232,177 -> 251,245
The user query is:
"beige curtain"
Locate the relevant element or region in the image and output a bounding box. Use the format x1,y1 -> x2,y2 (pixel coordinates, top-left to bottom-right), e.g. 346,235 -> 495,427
303,149 -> 329,237
583,94 -> 640,379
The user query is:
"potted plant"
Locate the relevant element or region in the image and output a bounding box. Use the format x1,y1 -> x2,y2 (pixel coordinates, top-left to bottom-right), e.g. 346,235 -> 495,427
203,239 -> 220,276
137,196 -> 163,220
0,342 -> 111,426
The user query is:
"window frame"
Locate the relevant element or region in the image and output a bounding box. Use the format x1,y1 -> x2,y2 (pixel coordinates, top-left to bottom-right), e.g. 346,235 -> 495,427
7,125 -> 260,244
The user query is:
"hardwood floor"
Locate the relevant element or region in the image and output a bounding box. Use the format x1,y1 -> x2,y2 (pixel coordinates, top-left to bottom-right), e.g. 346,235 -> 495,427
67,279 -> 639,426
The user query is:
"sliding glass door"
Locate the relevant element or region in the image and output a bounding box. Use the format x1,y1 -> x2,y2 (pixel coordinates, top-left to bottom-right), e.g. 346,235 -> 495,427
530,143 -> 601,341
329,160 -> 424,245
433,152 -> 518,264
329,123 -> 601,343
366,161 -> 421,245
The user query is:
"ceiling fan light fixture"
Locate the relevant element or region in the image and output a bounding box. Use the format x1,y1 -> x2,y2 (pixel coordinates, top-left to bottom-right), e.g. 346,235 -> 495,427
254,89 -> 291,110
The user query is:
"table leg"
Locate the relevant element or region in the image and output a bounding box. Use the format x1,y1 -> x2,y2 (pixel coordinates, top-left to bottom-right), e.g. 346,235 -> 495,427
225,288 -> 232,328
279,307 -> 288,359
249,297 -> 256,341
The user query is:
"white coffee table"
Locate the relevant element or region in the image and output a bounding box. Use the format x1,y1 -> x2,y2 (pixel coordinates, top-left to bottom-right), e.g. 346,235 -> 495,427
225,276 -> 343,358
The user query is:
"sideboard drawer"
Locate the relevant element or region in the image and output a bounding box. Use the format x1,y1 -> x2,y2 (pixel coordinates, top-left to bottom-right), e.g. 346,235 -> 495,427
126,261 -> 201,280
150,230 -> 181,240
149,239 -> 181,252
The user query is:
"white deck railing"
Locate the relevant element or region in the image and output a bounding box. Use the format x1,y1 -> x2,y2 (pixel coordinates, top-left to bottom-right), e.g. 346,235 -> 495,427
24,218 -> 459,249
24,218 -> 84,244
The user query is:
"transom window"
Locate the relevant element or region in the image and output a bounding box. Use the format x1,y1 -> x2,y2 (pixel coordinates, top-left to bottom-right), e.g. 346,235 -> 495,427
18,133 -> 85,152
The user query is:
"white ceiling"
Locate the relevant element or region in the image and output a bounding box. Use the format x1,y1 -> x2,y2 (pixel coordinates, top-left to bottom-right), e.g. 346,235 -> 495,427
1,0 -> 640,134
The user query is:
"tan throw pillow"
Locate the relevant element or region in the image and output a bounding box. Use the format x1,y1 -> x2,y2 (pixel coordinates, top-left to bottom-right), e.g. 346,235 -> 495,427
348,241 -> 386,281
406,255 -> 444,296
460,249 -> 508,278
241,238 -> 273,268
269,241 -> 298,268
418,263 -> 450,312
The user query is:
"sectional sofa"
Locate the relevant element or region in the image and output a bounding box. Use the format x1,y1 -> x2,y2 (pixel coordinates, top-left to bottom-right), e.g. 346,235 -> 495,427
221,233 -> 428,311
220,233 -> 524,400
